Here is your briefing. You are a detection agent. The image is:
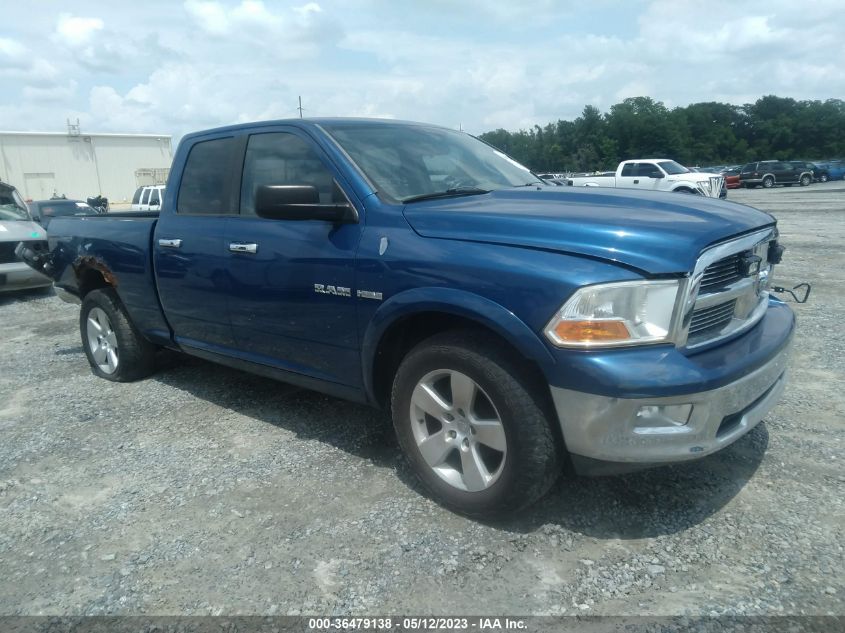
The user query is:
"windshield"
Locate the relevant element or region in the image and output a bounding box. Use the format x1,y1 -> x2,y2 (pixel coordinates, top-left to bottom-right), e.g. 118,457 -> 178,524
657,160 -> 690,175
0,186 -> 31,221
38,201 -> 97,217
322,123 -> 538,202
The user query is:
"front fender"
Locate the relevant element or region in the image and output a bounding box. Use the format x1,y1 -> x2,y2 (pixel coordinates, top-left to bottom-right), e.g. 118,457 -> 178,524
360,286 -> 556,403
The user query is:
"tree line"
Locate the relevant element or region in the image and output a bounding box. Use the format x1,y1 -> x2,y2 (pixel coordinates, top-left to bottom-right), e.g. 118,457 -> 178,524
478,95 -> 845,173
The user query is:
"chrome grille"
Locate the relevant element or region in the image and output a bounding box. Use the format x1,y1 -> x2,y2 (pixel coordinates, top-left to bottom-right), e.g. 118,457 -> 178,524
684,228 -> 776,349
689,299 -> 737,336
700,254 -> 742,292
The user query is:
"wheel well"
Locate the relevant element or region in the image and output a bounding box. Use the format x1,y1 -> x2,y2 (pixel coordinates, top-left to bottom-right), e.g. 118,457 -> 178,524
371,311 -> 549,411
77,266 -> 113,297
674,186 -> 697,193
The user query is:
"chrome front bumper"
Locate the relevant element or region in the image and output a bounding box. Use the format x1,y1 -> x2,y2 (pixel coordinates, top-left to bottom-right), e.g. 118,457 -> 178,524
551,337 -> 792,471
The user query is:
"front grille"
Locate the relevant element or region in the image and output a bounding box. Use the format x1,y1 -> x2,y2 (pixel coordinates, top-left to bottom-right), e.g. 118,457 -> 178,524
700,254 -> 742,292
0,241 -> 19,264
685,230 -> 775,348
689,299 -> 737,337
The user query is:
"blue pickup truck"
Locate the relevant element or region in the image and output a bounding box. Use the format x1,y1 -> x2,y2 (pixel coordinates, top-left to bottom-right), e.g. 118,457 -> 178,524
20,118 -> 795,516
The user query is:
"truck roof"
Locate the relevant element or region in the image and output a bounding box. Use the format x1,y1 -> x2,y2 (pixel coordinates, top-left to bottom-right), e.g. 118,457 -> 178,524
180,117 -> 450,143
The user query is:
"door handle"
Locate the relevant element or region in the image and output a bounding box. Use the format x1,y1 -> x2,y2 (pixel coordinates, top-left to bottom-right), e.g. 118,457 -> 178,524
229,242 -> 258,254
158,238 -> 182,248
633,179 -> 640,184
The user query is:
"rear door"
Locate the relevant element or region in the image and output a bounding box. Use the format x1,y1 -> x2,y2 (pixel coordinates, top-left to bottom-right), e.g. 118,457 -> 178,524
225,128 -> 364,386
771,162 -> 793,183
616,162 -> 637,188
153,135 -> 241,352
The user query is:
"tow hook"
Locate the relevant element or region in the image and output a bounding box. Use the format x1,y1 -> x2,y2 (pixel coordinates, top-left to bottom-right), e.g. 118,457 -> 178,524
772,283 -> 811,304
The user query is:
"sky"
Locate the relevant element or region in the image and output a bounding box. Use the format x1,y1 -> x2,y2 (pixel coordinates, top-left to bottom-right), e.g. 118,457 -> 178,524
1,0 -> 844,142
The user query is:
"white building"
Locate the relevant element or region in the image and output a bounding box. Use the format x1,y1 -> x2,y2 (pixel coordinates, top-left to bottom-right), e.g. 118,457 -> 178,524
0,130 -> 173,203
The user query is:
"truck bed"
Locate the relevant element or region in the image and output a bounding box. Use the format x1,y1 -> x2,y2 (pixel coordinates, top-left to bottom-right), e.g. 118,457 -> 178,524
46,213 -> 171,343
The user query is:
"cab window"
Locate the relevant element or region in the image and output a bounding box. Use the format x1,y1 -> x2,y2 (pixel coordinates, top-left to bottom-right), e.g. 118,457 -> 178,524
177,137 -> 237,215
240,132 -> 345,215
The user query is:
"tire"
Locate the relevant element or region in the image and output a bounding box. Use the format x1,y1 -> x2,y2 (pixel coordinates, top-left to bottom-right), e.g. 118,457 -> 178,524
762,176 -> 775,188
80,288 -> 156,382
800,174 -> 811,186
820,174 -> 829,183
391,330 -> 563,517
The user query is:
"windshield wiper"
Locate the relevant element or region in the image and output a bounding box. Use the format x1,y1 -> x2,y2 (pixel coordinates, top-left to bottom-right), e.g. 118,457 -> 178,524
401,186 -> 490,204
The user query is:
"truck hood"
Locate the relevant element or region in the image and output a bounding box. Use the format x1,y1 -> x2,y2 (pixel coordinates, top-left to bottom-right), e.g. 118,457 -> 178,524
402,187 -> 775,275
0,220 -> 47,242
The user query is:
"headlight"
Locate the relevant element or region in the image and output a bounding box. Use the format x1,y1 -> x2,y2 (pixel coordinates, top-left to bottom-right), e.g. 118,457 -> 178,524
544,280 -> 680,347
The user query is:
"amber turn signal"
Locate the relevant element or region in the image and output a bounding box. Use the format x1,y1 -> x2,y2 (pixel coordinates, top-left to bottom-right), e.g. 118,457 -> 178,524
552,320 -> 631,343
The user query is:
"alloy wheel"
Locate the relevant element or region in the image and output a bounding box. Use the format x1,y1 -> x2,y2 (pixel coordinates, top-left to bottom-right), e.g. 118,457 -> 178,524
86,307 -> 119,374
409,369 -> 507,492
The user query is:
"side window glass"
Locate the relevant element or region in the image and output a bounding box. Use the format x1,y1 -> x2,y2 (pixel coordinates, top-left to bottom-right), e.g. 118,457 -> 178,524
177,137 -> 236,215
240,132 -> 343,215
132,188 -> 143,204
620,163 -> 635,176
635,163 -> 658,177
149,189 -> 160,205
141,188 -> 151,204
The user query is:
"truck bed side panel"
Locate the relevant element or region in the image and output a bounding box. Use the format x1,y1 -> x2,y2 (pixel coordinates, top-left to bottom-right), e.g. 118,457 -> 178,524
48,215 -> 171,343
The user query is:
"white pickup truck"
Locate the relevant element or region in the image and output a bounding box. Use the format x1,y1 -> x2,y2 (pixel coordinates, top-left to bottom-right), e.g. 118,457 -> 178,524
567,159 -> 726,198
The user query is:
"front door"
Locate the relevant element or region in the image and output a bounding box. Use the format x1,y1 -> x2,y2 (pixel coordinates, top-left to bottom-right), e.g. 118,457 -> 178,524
225,129 -> 364,387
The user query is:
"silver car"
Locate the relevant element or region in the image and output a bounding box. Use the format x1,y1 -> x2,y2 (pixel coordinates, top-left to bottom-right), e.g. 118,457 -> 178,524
0,182 -> 51,292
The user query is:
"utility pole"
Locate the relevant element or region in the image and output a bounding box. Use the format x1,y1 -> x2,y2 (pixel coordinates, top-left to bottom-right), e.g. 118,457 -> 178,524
297,96 -> 304,118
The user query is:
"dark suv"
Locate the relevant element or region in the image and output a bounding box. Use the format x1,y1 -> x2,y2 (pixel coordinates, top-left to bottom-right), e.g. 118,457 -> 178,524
740,161 -> 813,188
790,161 -> 829,183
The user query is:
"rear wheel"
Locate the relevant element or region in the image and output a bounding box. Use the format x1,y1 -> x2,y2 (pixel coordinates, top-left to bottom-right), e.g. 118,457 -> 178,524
391,331 -> 563,517
762,176 -> 775,188
800,174 -> 811,186
820,173 -> 829,183
80,288 -> 156,382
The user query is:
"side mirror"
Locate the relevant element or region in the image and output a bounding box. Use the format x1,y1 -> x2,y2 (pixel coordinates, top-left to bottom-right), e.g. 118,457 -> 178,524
255,185 -> 357,223
650,172 -> 665,179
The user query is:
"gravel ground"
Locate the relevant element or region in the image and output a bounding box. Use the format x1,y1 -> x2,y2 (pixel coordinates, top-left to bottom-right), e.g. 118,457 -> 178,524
0,182 -> 843,617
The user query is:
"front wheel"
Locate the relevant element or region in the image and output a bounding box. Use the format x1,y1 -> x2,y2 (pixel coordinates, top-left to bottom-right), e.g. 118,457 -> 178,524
391,331 -> 563,517
800,174 -> 811,186
762,176 -> 775,188
80,288 -> 156,382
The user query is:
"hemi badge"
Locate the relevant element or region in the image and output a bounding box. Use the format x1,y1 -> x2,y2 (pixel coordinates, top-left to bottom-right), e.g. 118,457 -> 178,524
357,290 -> 383,300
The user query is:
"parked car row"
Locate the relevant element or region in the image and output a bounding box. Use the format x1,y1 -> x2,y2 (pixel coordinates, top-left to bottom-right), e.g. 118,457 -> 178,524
739,161 -> 814,188
699,159 -> 844,190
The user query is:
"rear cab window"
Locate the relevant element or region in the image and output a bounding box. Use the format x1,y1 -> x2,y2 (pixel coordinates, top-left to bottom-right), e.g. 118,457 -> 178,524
177,137 -> 237,215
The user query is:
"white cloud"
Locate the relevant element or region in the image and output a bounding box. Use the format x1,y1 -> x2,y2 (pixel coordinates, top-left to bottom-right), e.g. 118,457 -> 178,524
55,14 -> 105,46
0,0 -> 842,139
184,1 -> 230,34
